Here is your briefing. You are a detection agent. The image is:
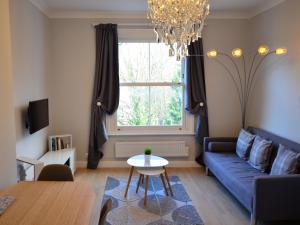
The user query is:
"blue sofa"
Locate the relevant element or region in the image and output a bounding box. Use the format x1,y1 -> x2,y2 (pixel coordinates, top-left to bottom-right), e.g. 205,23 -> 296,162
203,127 -> 300,225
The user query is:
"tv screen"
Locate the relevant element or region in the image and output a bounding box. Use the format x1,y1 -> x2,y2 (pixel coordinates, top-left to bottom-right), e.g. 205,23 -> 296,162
28,99 -> 49,134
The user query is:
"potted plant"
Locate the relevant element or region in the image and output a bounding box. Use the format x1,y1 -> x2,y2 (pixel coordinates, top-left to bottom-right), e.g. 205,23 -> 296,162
144,147 -> 152,163
144,147 -> 152,155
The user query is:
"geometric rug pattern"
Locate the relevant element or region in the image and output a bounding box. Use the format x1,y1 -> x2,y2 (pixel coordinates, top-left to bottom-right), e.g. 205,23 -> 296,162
101,176 -> 204,225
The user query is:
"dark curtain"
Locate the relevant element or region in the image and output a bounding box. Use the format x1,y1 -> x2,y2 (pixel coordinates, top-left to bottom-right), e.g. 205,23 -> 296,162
88,24 -> 119,169
185,38 -> 209,164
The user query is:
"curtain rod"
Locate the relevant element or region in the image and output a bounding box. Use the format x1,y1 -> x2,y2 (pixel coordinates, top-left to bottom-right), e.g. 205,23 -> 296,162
91,22 -> 207,29
91,23 -> 154,29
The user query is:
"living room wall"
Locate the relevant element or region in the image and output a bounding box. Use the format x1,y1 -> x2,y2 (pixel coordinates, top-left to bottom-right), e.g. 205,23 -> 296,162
0,0 -> 17,188
10,0 -> 51,159
48,17 -> 247,164
8,0 -> 295,167
247,0 -> 300,143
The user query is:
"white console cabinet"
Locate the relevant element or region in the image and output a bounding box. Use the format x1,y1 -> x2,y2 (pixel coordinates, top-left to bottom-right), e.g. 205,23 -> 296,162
17,148 -> 76,181
39,148 -> 76,175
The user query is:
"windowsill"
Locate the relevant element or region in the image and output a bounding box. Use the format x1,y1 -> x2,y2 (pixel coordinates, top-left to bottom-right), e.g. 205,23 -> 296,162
108,131 -> 195,137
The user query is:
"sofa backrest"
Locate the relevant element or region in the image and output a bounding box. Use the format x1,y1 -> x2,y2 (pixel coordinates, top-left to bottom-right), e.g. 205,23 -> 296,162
248,127 -> 300,154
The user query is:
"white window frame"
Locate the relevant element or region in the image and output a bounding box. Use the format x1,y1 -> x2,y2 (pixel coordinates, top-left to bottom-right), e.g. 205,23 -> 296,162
106,39 -> 194,136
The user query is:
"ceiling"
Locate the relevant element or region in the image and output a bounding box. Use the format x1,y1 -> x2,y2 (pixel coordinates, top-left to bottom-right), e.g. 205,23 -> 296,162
29,0 -> 285,18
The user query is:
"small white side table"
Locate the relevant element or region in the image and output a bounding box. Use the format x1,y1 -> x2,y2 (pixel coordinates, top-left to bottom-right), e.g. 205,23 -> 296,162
124,155 -> 173,206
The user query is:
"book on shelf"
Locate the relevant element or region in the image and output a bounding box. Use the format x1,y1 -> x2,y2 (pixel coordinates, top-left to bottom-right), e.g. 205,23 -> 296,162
51,138 -> 56,151
61,139 -> 64,149
56,137 -> 64,150
49,135 -> 71,151
57,137 -> 61,150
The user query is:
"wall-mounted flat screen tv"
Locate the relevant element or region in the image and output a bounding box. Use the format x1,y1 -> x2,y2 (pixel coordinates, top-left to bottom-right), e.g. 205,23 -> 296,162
27,99 -> 49,134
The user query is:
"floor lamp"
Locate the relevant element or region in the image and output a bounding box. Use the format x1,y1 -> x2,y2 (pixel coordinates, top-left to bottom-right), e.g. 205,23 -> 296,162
190,45 -> 287,128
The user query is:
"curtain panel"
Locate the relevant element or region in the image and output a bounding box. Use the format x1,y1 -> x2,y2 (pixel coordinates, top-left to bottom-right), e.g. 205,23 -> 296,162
88,24 -> 119,169
185,38 -> 209,164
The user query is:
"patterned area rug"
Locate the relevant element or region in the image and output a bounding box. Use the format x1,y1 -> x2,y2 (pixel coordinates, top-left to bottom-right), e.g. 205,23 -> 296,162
101,175 -> 204,225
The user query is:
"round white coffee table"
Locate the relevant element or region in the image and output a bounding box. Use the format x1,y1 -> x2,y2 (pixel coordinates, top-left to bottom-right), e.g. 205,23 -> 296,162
124,155 -> 173,206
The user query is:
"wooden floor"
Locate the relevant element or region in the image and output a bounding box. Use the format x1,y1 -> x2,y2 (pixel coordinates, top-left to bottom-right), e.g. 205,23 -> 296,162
75,167 -> 296,225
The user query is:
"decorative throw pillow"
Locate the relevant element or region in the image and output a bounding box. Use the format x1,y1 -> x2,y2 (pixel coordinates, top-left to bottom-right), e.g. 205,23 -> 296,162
248,136 -> 273,172
270,145 -> 300,175
236,129 -> 256,160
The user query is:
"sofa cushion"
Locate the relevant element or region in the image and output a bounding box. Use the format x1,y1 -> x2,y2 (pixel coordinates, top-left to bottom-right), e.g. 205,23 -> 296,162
236,129 -> 256,160
270,144 -> 300,175
204,152 -> 267,211
248,136 -> 273,172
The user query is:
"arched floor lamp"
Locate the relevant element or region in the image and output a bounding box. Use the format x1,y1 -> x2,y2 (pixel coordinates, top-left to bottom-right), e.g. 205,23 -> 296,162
189,45 -> 287,128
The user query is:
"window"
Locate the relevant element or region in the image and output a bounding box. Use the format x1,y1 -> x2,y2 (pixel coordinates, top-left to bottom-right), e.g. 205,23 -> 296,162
107,42 -> 194,135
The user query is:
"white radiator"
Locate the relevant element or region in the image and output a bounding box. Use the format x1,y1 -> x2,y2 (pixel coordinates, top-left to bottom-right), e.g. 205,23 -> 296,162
115,141 -> 189,158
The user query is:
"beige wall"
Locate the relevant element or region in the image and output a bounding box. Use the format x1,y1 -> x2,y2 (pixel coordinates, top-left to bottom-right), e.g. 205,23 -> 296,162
203,19 -> 249,137
247,0 -> 300,143
0,0 -> 17,188
10,0 -> 51,159
48,18 -> 247,162
49,19 -> 96,161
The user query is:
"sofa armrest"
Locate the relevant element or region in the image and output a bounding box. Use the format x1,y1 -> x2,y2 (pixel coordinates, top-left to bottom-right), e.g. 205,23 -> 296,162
204,137 -> 237,153
253,175 -> 300,221
208,142 -> 237,153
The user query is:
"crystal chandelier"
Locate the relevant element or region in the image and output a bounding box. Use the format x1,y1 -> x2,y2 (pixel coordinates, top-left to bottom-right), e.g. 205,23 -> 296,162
147,0 -> 210,60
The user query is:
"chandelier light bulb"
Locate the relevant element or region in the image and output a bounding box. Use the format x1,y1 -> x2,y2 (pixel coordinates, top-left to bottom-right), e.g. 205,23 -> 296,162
207,50 -> 218,58
169,46 -> 175,57
276,48 -> 288,55
232,48 -> 243,58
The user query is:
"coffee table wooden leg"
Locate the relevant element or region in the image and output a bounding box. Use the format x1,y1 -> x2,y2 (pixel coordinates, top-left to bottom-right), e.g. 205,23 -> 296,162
144,175 -> 149,206
163,166 -> 173,196
136,174 -> 142,193
160,173 -> 169,196
124,166 -> 134,198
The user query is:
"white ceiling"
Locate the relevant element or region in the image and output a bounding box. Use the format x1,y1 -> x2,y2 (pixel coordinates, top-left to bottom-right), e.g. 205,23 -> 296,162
29,0 -> 285,18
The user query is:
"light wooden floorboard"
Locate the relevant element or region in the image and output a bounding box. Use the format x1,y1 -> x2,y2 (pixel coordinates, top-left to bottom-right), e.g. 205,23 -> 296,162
74,167 -> 296,225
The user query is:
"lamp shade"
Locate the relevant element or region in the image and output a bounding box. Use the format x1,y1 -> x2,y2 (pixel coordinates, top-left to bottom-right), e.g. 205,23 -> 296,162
258,45 -> 270,55
232,48 -> 243,58
276,48 -> 287,55
207,49 -> 218,58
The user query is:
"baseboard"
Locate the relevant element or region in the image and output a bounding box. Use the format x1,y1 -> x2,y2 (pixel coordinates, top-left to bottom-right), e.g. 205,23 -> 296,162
76,160 -> 200,168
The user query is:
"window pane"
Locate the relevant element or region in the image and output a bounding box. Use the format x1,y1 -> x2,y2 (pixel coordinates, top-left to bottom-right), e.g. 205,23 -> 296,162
149,86 -> 183,126
149,43 -> 182,82
118,42 -> 184,128
117,86 -> 150,126
119,43 -> 181,83
117,86 -> 183,126
119,43 -> 149,83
